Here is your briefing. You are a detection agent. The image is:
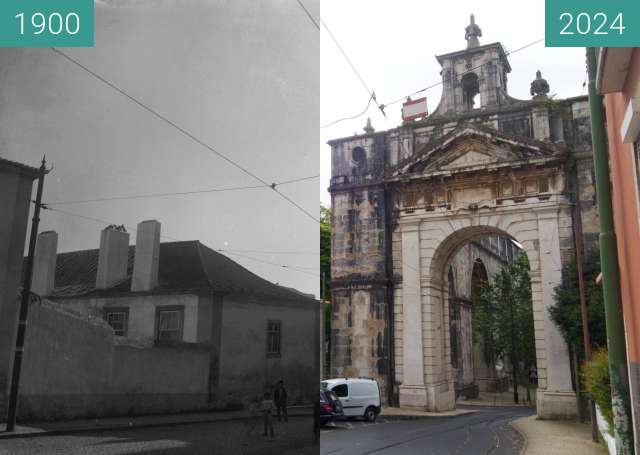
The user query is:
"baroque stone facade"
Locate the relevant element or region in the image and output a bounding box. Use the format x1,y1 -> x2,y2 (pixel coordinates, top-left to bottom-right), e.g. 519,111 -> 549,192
328,19 -> 597,418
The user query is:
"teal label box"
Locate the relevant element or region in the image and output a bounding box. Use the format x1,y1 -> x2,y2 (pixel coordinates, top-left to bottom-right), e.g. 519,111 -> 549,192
0,0 -> 93,47
545,0 -> 640,47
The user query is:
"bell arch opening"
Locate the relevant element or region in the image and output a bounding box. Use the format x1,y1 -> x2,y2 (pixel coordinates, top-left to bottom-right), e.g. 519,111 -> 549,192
461,72 -> 480,111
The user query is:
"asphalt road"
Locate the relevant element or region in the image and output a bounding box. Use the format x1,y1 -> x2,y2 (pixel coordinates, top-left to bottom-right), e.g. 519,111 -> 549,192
320,406 -> 535,455
0,416 -> 317,455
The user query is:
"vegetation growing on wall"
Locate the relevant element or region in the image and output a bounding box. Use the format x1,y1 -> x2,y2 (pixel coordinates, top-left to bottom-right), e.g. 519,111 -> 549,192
320,204 -> 331,372
549,248 -> 607,359
583,349 -> 614,433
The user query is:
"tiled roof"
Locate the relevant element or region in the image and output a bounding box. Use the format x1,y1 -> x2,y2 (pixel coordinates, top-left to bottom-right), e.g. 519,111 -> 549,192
49,241 -> 316,304
0,156 -> 41,177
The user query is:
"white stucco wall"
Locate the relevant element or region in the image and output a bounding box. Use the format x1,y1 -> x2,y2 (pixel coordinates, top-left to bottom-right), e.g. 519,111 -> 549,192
58,293 -> 200,344
218,297 -> 317,407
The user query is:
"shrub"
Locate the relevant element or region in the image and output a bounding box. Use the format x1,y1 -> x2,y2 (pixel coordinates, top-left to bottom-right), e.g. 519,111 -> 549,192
583,349 -> 613,433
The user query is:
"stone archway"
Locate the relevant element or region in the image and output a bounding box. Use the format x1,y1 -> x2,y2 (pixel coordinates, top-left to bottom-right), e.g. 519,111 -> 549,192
396,205 -> 576,418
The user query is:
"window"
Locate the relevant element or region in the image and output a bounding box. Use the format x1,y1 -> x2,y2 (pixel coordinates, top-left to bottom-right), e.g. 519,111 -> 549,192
104,308 -> 128,337
332,384 -> 348,398
266,320 -> 281,357
156,306 -> 184,342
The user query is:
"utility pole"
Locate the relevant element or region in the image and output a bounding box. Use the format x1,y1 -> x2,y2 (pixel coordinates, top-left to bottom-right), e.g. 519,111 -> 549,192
574,198 -> 598,441
5,157 -> 48,432
586,47 -> 635,454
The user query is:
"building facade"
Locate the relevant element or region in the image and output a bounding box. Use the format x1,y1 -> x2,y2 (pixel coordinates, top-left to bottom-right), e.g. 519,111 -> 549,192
0,157 -> 41,418
11,221 -> 318,420
597,47 -> 640,452
328,18 -> 597,418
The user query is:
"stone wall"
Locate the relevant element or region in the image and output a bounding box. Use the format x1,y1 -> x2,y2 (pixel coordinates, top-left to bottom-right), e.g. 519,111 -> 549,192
6,299 -> 211,422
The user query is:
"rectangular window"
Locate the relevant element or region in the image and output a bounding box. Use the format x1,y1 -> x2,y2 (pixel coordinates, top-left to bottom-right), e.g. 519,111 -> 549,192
156,306 -> 184,342
104,308 -> 128,337
266,320 -> 281,357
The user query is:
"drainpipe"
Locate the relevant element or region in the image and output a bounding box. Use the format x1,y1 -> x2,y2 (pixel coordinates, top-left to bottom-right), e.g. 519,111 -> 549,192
586,46 -> 635,454
384,183 -> 396,406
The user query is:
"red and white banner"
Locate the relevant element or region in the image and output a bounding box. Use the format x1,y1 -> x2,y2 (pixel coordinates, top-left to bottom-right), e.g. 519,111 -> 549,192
402,97 -> 428,121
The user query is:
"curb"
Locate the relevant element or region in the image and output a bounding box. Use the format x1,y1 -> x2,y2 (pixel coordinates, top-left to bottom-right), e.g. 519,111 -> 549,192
509,417 -> 530,455
0,408 -> 311,440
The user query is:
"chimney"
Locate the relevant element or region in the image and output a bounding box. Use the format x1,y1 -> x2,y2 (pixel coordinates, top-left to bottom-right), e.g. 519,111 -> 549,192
131,220 -> 161,292
96,226 -> 130,289
31,231 -> 58,296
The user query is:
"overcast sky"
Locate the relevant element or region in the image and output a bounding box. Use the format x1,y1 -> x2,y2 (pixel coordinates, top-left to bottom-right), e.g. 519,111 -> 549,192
320,0 -> 587,207
0,0 -> 319,297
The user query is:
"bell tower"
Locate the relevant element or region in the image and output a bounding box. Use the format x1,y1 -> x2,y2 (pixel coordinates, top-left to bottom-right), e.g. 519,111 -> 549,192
433,15 -> 512,115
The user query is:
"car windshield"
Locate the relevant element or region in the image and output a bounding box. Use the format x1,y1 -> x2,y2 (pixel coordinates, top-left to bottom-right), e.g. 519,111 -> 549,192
320,381 -> 328,391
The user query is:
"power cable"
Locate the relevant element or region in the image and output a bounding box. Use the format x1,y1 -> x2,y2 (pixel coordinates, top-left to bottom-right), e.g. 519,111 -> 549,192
219,250 -> 319,277
296,0 -> 386,125
382,38 -> 545,108
295,0 -> 319,30
321,38 -> 545,129
49,47 -> 319,223
321,93 -> 375,129
45,175 -> 318,206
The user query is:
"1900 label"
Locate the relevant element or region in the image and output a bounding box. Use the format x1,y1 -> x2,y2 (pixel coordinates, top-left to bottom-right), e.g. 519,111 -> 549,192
0,0 -> 93,47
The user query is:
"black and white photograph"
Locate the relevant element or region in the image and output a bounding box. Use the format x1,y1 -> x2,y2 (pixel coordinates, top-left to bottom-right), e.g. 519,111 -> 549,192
3,1 -> 640,455
0,1 -> 319,454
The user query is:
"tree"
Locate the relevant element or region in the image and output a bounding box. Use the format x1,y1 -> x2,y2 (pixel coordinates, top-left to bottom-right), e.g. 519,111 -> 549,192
320,204 -> 332,373
549,248 -> 606,360
320,205 -> 331,301
473,252 -> 536,402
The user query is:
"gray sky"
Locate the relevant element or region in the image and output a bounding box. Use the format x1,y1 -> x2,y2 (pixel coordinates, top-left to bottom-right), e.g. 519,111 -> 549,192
0,0 -> 319,297
320,0 -> 587,207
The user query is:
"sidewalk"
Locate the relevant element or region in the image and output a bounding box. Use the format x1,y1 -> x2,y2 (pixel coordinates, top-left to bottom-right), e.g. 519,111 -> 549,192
458,390 -> 536,408
0,405 -> 311,440
381,406 -> 477,419
511,415 -> 607,455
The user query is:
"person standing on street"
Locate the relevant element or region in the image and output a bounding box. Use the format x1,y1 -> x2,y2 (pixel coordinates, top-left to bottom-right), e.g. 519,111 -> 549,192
261,391 -> 275,438
274,380 -> 288,422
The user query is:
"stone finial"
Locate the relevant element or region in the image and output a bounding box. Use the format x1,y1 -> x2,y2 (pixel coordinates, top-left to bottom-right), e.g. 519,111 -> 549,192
465,14 -> 482,49
530,69 -> 550,99
363,117 -> 375,134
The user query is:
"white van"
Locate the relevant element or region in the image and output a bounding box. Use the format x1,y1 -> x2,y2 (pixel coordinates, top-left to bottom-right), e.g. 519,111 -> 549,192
321,378 -> 381,422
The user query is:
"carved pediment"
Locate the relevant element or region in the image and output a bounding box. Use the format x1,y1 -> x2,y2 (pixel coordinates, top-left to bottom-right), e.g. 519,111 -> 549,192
390,123 -> 566,179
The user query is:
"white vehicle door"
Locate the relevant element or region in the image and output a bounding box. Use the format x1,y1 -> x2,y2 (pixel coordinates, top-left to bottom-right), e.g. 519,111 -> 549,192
331,383 -> 358,417
346,383 -> 367,416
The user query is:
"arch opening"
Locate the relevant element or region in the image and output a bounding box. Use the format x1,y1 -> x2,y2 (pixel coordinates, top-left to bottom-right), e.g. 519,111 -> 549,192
436,228 -> 537,405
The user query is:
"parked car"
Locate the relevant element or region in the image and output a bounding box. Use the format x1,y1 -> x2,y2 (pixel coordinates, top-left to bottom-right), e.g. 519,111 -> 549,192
319,389 -> 343,426
321,378 -> 381,422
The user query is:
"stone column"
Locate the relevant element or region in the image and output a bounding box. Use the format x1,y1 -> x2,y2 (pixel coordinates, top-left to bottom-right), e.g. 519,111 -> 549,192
398,221 -> 427,407
536,208 -> 577,418
532,106 -> 551,141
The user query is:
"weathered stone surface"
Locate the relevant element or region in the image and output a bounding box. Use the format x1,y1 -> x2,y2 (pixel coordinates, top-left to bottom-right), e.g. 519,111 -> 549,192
328,27 -> 595,418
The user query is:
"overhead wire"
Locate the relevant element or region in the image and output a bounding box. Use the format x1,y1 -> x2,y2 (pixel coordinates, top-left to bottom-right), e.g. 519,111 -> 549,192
45,175 -> 319,206
49,47 -> 319,223
321,38 -> 546,129
297,0 -> 387,128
